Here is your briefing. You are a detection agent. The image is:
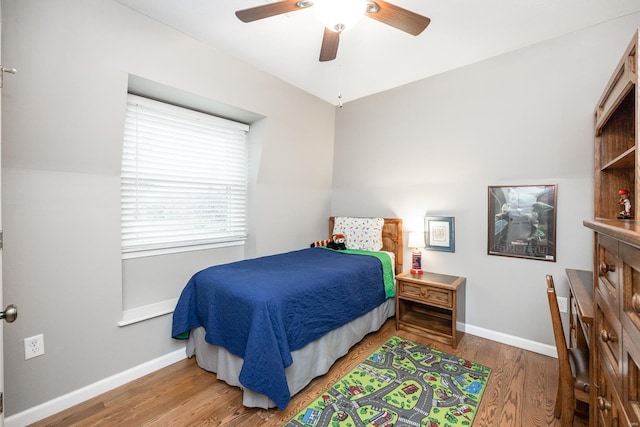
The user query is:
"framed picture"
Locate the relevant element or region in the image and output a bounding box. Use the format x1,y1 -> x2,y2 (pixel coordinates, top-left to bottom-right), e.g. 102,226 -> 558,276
487,184 -> 557,262
424,216 -> 455,252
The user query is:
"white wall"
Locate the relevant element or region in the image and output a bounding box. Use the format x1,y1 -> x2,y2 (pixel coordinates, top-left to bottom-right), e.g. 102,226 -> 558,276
332,14 -> 640,348
1,0 -> 335,417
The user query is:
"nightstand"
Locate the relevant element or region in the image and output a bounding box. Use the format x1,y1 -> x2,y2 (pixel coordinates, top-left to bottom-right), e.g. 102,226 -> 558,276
395,271 -> 466,348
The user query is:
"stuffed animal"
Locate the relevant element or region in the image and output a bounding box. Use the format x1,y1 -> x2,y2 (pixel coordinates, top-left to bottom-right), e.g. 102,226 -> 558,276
310,233 -> 347,250
327,233 -> 347,250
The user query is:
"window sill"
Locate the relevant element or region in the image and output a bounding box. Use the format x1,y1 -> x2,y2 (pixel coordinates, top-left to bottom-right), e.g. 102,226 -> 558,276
122,240 -> 244,260
118,298 -> 178,327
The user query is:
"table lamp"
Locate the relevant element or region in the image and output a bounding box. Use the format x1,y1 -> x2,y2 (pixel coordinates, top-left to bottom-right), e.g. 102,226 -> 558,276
408,231 -> 426,274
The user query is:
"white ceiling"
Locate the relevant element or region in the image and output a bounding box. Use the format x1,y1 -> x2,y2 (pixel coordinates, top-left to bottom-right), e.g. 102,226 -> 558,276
116,0 -> 640,105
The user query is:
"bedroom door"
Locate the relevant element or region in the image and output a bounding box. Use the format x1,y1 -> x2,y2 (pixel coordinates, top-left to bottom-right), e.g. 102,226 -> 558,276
0,1 -> 4,422
0,0 -> 4,422
0,1 -> 8,423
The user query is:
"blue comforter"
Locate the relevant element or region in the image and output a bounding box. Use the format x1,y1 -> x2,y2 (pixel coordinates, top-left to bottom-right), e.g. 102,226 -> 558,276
172,247 -> 391,409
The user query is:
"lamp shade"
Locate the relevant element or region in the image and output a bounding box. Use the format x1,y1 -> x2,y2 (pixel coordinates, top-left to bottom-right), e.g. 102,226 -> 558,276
314,0 -> 367,33
408,231 -> 426,249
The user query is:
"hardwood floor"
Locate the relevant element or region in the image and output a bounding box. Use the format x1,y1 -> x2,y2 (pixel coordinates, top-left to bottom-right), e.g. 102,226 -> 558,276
30,319 -> 588,427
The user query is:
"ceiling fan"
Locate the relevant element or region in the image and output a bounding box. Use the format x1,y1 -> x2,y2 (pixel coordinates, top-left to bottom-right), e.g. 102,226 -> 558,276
235,0 -> 430,62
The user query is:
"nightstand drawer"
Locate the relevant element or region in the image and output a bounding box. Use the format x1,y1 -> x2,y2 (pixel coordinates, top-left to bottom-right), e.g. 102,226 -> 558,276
397,281 -> 453,308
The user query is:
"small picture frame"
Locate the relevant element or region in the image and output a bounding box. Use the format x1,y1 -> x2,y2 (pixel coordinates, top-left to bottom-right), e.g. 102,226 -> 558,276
487,184 -> 557,262
424,216 -> 455,252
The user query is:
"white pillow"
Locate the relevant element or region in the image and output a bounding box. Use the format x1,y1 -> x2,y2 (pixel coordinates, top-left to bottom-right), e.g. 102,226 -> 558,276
333,217 -> 384,251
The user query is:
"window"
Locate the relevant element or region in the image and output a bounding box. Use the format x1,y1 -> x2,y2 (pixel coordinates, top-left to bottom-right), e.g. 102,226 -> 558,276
121,94 -> 249,256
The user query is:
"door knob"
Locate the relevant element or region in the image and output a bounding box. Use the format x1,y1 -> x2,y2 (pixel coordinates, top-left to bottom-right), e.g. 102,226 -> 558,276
0,304 -> 18,323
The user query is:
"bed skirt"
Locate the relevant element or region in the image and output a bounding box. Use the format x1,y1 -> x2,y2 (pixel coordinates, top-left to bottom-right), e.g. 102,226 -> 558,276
186,297 -> 395,408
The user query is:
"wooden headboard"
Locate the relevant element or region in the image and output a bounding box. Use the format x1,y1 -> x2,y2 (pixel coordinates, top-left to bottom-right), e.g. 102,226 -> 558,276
329,217 -> 403,274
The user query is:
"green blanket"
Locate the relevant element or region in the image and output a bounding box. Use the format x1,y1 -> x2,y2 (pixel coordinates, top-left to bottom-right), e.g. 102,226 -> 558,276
324,248 -> 395,299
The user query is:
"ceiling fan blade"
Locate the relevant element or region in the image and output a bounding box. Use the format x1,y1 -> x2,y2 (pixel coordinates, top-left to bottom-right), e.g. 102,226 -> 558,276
319,28 -> 340,62
235,0 -> 309,23
366,0 -> 430,36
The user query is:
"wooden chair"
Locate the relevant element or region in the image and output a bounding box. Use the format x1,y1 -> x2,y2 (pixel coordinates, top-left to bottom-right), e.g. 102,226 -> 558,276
546,275 -> 590,425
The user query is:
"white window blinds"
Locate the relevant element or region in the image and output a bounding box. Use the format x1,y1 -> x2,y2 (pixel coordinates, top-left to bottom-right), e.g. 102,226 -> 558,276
121,94 -> 249,255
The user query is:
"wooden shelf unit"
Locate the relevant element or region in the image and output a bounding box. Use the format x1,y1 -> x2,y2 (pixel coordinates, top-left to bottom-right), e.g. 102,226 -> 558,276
594,33 -> 637,220
586,29 -> 640,427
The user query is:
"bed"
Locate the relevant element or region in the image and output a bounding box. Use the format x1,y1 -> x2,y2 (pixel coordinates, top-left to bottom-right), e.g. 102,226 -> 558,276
172,216 -> 403,409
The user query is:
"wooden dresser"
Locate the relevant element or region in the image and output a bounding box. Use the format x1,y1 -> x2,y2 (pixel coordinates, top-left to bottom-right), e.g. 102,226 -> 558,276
584,29 -> 640,427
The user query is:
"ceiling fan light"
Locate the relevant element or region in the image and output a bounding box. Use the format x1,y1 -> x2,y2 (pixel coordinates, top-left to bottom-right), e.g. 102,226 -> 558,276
314,0 -> 367,32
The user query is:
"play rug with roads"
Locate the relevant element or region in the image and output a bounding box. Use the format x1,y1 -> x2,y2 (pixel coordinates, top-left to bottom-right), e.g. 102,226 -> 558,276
283,335 -> 491,427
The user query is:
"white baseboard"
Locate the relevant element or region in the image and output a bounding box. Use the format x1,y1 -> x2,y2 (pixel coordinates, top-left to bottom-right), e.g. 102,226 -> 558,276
463,323 -> 557,358
5,348 -> 187,427
6,324 -> 556,426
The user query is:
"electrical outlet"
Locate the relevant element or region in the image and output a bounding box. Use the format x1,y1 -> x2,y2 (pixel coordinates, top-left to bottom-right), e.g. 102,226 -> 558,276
557,296 -> 568,314
24,334 -> 45,360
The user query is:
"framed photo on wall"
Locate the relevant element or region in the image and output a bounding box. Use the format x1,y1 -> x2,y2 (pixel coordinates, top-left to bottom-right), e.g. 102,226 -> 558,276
424,216 -> 455,252
487,184 -> 557,262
